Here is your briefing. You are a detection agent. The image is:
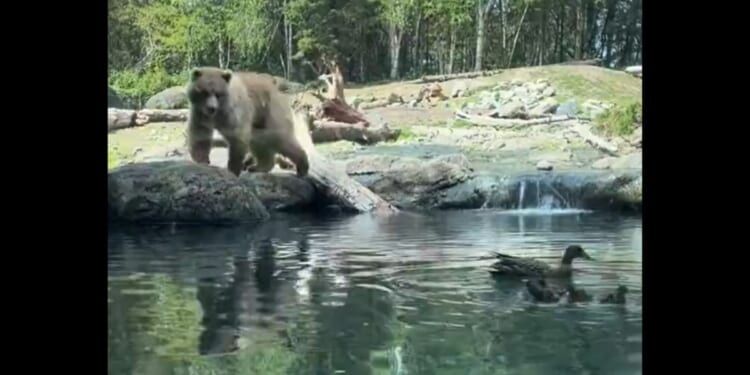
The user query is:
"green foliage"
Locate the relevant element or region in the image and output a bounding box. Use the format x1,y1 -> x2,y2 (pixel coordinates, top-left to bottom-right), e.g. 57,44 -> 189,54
594,101 -> 642,137
109,67 -> 186,108
397,126 -> 417,141
109,0 -> 642,87
108,147 -> 128,170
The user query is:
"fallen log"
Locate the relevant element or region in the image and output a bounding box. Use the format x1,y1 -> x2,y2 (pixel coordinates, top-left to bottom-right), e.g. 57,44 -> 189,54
408,69 -> 503,84
455,111 -> 575,128
108,109 -> 136,131
311,120 -> 401,144
358,93 -> 405,110
624,65 -> 642,78
555,58 -> 603,66
568,122 -> 619,155
294,110 -> 398,214
108,108 -> 189,132
135,109 -> 188,125
210,121 -> 400,147
318,97 -> 371,126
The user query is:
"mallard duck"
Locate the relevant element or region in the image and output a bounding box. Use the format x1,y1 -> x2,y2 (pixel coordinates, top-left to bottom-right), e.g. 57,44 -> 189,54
600,285 -> 629,304
489,245 -> 593,278
525,278 -> 564,303
565,284 -> 593,303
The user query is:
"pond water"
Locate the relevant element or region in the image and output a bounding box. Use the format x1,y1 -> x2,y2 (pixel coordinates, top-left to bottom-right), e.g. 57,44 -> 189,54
108,210 -> 642,375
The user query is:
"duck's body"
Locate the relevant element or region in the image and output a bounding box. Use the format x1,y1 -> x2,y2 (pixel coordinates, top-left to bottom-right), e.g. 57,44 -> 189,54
600,285 -> 629,304
525,278 -> 564,303
489,245 -> 593,278
565,285 -> 593,303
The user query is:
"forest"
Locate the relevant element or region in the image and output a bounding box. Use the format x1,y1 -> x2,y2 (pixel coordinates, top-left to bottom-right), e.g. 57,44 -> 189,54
108,0 -> 641,106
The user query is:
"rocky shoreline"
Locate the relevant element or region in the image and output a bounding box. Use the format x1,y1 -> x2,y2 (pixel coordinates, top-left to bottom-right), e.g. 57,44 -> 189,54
108,153 -> 641,223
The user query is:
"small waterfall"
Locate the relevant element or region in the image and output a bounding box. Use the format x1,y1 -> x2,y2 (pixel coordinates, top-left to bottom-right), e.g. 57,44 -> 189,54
498,178 -> 592,215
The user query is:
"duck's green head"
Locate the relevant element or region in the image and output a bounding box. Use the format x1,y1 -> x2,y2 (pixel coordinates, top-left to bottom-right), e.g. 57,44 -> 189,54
562,245 -> 593,264
617,285 -> 629,295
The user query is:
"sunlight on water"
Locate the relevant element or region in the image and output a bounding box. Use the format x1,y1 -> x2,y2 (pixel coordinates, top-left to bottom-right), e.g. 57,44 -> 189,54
109,211 -> 641,375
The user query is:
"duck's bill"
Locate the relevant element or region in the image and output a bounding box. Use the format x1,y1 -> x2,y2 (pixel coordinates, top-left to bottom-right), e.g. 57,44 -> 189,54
583,253 -> 594,260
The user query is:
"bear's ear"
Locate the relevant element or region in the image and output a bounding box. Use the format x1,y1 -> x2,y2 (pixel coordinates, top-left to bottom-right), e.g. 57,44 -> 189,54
191,68 -> 203,81
221,69 -> 233,83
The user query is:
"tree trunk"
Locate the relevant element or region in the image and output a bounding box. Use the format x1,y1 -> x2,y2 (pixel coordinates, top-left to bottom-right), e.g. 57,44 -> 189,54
507,2 -> 529,68
540,5 -> 547,65
389,24 -> 402,79
557,2 -> 565,63
447,27 -> 456,74
500,0 -> 507,51
474,1 -> 487,71
601,0 -> 617,66
108,109 -> 189,132
284,2 -> 293,80
617,0 -> 640,67
310,121 -> 401,145
575,0 -> 585,60
218,38 -> 226,68
414,12 -> 422,76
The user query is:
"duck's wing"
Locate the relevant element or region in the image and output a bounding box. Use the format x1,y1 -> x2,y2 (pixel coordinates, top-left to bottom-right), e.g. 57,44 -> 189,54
490,254 -> 551,276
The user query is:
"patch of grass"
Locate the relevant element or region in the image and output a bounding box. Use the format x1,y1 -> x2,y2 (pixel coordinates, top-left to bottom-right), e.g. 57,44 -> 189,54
529,66 -> 641,106
594,101 -> 642,137
108,147 -> 130,170
451,119 -> 473,128
397,126 -> 418,141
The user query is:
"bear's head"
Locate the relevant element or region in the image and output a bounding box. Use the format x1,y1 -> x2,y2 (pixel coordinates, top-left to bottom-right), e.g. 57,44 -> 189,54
187,67 -> 233,118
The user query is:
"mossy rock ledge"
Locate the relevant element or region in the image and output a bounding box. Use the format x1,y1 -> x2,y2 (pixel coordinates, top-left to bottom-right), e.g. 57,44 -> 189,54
108,161 -> 271,223
108,155 -> 641,222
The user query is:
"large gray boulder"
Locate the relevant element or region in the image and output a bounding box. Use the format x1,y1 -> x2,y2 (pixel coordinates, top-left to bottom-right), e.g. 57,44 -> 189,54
348,154 -> 474,210
239,172 -> 317,212
108,161 -> 269,223
144,86 -> 188,109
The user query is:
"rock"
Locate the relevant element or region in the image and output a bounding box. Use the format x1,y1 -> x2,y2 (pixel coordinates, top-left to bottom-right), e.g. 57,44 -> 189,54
387,93 -> 404,104
610,152 -> 642,170
275,78 -> 305,93
346,155 -> 422,175
451,80 -> 470,98
531,151 -> 572,164
240,172 -> 316,211
529,98 -> 559,116
592,157 -> 617,170
582,100 -> 613,118
628,127 -> 642,147
542,87 -> 556,97
555,100 -> 578,116
351,155 -> 474,210
347,163 -> 641,212
499,90 -> 515,102
433,153 -> 474,171
536,160 -> 553,171
351,96 -> 363,109
529,82 -> 549,94
615,174 -> 642,206
144,86 -> 188,110
512,86 -> 530,98
493,82 -> 512,91
408,99 -> 420,108
477,91 -> 500,110
495,100 -> 527,118
108,161 -> 269,223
